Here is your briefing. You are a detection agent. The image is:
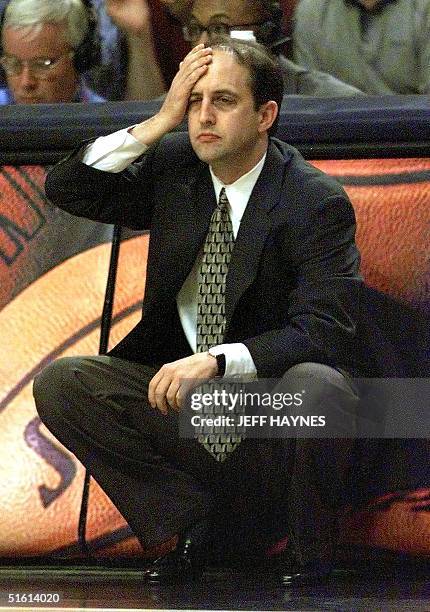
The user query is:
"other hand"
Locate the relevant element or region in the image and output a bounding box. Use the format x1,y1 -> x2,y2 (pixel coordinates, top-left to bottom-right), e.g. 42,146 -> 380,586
105,0 -> 151,36
148,352 -> 218,414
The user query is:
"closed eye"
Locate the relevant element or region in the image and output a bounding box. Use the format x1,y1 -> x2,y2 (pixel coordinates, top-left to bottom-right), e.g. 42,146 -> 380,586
214,95 -> 236,107
188,97 -> 202,109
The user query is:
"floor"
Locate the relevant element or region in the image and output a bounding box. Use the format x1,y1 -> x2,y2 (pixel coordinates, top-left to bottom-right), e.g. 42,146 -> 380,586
0,559 -> 429,611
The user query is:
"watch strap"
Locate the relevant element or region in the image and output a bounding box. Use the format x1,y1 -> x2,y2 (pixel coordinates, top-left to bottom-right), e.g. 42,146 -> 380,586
209,350 -> 226,377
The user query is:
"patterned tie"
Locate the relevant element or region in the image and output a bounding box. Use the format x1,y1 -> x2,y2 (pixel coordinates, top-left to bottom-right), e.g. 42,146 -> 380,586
196,188 -> 243,462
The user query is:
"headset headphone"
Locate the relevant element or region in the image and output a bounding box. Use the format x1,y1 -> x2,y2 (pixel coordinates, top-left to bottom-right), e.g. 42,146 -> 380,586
0,0 -> 101,74
72,0 -> 101,73
253,0 -> 290,53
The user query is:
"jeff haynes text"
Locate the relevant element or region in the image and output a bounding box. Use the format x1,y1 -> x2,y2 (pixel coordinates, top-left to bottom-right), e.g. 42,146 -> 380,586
191,415 -> 326,428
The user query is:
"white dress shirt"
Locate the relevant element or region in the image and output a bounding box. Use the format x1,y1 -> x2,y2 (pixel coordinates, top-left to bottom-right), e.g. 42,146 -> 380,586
83,128 -> 267,378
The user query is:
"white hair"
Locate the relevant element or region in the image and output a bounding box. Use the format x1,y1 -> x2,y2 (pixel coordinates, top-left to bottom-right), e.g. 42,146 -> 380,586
2,0 -> 90,49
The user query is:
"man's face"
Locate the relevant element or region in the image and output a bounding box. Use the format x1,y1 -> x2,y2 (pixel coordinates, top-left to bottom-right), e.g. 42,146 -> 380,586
1,22 -> 79,104
187,50 -> 270,183
188,0 -> 266,46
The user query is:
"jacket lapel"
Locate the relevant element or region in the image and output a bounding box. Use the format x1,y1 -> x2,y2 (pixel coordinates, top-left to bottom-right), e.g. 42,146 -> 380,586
225,142 -> 289,332
157,141 -> 290,334
161,163 -> 216,296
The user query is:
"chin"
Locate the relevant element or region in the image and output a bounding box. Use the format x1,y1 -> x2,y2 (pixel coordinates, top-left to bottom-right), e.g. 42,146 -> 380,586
197,152 -> 217,164
192,145 -> 222,165
192,149 -> 214,164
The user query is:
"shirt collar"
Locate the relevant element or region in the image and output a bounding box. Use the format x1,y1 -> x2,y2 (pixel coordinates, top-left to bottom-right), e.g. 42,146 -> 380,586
209,152 -> 267,206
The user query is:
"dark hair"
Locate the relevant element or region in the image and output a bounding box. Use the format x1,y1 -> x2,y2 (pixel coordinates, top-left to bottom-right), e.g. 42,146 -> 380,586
212,39 -> 283,137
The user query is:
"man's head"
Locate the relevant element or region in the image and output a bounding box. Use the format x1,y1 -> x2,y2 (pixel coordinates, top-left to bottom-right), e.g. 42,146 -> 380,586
187,40 -> 283,183
0,0 -> 93,103
182,0 -> 284,50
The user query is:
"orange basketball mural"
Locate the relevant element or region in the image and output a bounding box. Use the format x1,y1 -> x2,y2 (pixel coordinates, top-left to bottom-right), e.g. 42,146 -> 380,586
0,235 -> 146,556
0,160 -> 429,559
0,165 -> 112,311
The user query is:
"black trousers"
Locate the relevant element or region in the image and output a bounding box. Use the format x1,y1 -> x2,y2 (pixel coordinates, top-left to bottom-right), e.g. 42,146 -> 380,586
33,356 -> 359,565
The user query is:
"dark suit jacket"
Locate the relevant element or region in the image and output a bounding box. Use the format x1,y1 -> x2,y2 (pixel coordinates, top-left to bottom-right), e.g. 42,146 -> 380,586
45,133 -> 362,378
45,133 -> 430,508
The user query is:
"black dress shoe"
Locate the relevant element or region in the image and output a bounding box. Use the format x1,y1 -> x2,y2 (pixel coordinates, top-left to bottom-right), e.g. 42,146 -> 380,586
282,561 -> 363,588
143,525 -> 207,583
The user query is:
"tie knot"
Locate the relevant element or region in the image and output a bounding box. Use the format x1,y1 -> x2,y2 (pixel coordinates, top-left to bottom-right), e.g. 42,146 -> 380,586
217,188 -> 229,211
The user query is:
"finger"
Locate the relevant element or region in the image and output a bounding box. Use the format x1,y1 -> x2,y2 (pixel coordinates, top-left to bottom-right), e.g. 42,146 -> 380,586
148,368 -> 163,409
171,49 -> 212,95
180,45 -> 207,67
152,371 -> 174,415
175,379 -> 192,410
178,57 -> 211,87
165,379 -> 181,411
156,392 -> 169,415
179,59 -> 211,83
152,382 -> 169,414
181,375 -> 209,409
186,43 -> 205,56
180,46 -> 212,73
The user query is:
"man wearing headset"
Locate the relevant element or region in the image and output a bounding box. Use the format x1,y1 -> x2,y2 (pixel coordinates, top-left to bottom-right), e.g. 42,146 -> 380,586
180,0 -> 363,96
0,0 -> 104,103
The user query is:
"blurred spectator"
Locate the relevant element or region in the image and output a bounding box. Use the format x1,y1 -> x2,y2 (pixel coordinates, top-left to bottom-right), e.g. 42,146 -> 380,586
180,0 -> 363,96
85,0 -> 189,100
293,0 -> 430,95
159,0 -> 191,21
0,0 -> 105,103
279,0 -> 297,34
0,0 -> 189,101
269,0 -> 299,58
91,0 -> 165,101
151,0 -> 191,83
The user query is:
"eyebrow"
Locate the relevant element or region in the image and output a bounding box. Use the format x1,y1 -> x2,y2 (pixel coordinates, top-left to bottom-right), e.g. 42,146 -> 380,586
189,89 -> 239,98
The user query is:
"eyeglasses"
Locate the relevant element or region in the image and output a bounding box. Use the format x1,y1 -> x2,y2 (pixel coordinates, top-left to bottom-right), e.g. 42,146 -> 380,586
182,21 -> 263,42
0,51 -> 74,78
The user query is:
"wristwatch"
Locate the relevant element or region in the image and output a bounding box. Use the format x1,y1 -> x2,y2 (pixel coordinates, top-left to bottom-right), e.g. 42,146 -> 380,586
208,348 -> 226,377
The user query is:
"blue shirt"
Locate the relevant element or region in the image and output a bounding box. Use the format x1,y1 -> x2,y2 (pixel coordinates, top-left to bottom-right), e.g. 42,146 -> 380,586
0,83 -> 106,104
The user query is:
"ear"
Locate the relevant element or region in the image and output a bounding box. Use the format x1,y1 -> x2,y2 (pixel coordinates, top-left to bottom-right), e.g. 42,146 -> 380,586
258,100 -> 278,134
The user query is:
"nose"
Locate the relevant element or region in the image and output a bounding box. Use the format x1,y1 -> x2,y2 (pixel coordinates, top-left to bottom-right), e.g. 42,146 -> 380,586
199,98 -> 215,126
18,65 -> 37,89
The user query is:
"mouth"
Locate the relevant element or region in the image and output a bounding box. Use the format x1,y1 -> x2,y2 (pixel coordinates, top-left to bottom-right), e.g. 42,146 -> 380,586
197,133 -> 220,143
